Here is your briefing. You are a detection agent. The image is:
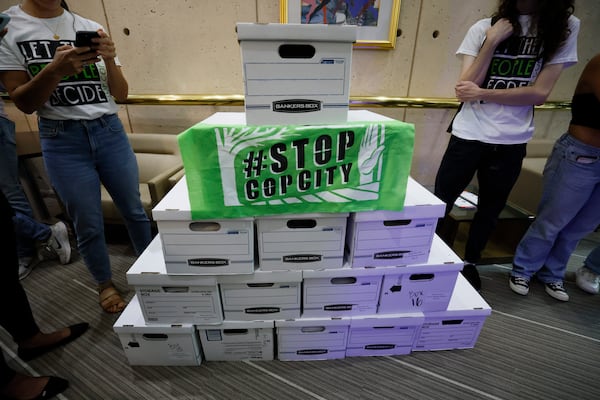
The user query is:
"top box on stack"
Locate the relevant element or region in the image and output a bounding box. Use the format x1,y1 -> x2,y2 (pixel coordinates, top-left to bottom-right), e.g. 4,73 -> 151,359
236,22 -> 356,125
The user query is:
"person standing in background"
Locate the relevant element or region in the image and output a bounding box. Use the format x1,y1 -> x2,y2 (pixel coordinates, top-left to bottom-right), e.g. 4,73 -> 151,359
0,0 -> 152,313
434,0 -> 579,290
0,21 -> 71,280
0,86 -> 72,280
0,189 -> 87,400
510,54 -> 600,301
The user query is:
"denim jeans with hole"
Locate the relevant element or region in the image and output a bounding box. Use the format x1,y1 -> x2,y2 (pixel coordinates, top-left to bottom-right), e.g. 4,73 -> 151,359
0,116 -> 51,258
38,113 -> 151,284
512,133 -> 600,283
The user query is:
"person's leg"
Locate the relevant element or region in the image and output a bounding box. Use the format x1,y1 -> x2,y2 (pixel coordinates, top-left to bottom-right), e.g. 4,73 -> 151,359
577,244 -> 600,294
0,190 -> 41,341
0,116 -> 49,260
434,135 -> 482,235
465,142 -> 526,264
93,114 -> 151,256
38,118 -> 111,285
541,186 -> 600,282
434,135 -> 484,289
513,134 -> 600,286
1,350 -> 69,400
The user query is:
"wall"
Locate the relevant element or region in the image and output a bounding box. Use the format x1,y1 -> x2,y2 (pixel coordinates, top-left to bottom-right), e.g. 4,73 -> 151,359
2,0 -> 599,187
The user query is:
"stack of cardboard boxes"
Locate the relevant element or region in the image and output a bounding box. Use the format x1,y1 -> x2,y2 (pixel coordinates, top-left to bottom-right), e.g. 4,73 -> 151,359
114,174 -> 491,365
113,23 -> 491,366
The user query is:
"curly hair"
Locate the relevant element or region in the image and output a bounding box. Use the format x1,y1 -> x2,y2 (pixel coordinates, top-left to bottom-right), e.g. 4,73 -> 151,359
493,0 -> 574,62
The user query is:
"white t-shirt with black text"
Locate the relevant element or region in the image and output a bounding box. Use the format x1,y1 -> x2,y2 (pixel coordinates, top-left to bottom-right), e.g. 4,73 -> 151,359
0,5 -> 120,120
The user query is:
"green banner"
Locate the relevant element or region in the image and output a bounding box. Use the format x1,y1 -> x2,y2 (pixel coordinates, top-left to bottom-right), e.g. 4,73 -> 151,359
178,119 -> 415,219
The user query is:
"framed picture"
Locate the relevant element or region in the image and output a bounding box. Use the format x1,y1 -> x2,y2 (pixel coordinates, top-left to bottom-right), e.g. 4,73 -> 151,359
280,0 -> 401,49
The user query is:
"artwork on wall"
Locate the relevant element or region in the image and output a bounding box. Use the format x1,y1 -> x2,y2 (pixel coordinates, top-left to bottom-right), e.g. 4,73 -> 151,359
280,0 -> 401,49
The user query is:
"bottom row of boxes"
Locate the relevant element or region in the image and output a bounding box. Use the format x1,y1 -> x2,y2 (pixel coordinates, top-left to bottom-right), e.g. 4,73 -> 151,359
114,274 -> 491,366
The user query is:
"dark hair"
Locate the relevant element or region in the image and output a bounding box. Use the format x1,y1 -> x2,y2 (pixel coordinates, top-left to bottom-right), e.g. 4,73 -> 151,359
61,1 -> 69,11
493,0 -> 574,61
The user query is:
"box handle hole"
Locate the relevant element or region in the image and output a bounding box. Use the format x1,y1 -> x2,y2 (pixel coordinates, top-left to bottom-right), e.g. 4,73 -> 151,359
278,44 -> 316,59
189,222 -> 221,231
287,219 -> 317,229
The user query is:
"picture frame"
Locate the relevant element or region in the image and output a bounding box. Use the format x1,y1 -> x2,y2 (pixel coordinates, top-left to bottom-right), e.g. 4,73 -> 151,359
280,0 -> 401,50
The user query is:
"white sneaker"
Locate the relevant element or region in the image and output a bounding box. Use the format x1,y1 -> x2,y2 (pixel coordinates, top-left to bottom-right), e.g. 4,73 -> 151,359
18,256 -> 35,280
509,276 -> 530,296
576,266 -> 600,294
545,282 -> 569,302
39,221 -> 72,264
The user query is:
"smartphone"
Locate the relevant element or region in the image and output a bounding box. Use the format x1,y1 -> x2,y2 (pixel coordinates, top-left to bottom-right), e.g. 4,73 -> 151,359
75,30 -> 100,47
0,13 -> 11,31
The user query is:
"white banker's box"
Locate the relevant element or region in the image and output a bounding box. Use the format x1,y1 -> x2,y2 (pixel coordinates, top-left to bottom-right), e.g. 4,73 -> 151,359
236,22 -> 356,125
377,235 -> 463,314
302,267 -> 383,318
218,270 -> 302,321
346,177 -> 445,267
256,212 -> 348,270
197,320 -> 275,361
413,274 -> 492,351
346,313 -> 424,357
152,178 -> 254,275
113,295 -> 202,366
276,317 -> 350,361
126,236 -> 223,325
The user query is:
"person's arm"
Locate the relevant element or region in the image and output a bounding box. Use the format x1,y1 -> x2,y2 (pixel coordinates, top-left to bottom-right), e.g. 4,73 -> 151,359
575,54 -> 600,99
93,29 -> 128,102
455,63 -> 565,106
0,45 -> 98,114
459,18 -> 514,86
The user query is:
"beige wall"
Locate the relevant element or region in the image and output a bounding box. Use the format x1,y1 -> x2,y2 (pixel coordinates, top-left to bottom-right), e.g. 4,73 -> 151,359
2,0 -> 600,186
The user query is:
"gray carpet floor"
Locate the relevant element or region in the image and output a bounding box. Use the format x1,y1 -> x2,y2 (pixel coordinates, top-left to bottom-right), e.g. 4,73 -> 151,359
2,226 -> 599,400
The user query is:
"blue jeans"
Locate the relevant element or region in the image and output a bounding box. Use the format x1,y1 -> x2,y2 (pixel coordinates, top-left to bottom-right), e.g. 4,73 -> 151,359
585,244 -> 600,275
435,135 -> 526,263
38,114 -> 151,284
512,133 -> 600,283
0,116 -> 51,258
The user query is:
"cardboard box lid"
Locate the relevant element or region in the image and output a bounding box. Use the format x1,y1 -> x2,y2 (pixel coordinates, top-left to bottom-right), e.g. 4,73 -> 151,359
152,178 -> 254,221
275,317 -> 351,328
236,22 -> 357,43
350,313 -> 425,328
194,110 -> 393,127
113,295 -> 195,332
351,177 -> 445,221
197,320 -> 275,330
302,266 -> 385,279
126,236 -> 218,286
218,269 -> 302,284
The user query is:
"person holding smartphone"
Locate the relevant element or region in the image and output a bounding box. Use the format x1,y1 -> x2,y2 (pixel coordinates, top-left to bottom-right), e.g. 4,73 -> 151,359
0,0 -> 152,313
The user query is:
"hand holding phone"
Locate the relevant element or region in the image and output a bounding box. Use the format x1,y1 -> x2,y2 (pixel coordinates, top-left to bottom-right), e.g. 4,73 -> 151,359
75,30 -> 100,48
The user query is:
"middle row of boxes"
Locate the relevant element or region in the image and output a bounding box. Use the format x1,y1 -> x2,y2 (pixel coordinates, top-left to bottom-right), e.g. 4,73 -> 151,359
154,175 -> 446,274
127,233 -> 463,325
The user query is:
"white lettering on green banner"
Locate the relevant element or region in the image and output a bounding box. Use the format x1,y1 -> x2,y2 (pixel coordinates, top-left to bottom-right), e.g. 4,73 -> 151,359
178,120 -> 414,219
